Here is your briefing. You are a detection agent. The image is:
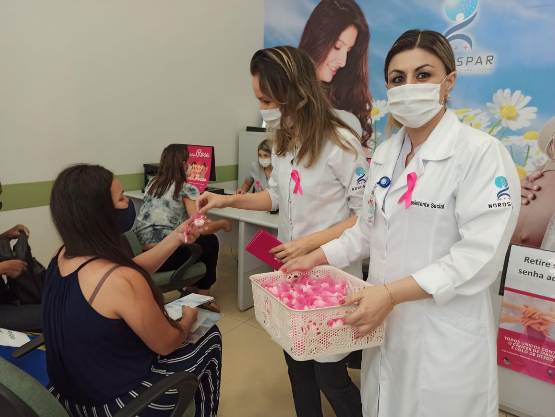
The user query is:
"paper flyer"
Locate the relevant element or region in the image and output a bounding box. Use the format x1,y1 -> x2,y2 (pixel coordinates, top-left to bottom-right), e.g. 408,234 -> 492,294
497,245 -> 555,384
186,145 -> 213,194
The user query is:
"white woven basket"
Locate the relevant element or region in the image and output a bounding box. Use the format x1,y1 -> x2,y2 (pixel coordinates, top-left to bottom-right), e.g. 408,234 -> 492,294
249,265 -> 384,361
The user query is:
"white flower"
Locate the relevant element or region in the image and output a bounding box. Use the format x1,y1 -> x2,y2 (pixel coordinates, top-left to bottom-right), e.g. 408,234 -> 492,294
370,99 -> 388,122
486,89 -> 537,131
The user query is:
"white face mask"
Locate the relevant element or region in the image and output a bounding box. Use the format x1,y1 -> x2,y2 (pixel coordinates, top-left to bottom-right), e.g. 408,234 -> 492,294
387,82 -> 445,128
260,108 -> 281,130
259,158 -> 272,168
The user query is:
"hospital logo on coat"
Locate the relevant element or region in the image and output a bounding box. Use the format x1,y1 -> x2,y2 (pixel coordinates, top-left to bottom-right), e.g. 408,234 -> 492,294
351,166 -> 368,192
488,175 -> 511,208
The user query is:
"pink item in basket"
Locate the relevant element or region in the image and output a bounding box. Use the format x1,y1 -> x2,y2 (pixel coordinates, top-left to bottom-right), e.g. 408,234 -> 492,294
262,273 -> 347,310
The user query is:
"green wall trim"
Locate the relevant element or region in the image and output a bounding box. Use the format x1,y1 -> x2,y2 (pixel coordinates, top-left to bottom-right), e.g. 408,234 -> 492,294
0,165 -> 238,211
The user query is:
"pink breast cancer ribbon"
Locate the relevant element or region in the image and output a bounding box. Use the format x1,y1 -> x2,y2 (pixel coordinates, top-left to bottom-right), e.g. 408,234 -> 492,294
291,169 -> 303,195
398,172 -> 417,208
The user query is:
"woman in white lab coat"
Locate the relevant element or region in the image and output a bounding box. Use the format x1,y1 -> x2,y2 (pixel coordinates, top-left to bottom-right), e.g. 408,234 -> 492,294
197,46 -> 368,417
283,30 -> 521,417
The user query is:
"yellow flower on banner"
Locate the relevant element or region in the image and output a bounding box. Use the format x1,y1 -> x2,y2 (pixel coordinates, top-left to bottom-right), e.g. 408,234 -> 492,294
487,89 -> 537,131
454,108 -> 472,117
516,165 -> 527,179
370,100 -> 388,122
523,131 -> 539,140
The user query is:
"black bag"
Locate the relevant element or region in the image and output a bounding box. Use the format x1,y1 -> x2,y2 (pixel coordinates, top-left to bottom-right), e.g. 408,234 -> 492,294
0,234 -> 45,305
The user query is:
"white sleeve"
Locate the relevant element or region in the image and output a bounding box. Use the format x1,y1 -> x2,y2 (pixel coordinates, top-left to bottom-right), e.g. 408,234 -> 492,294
327,130 -> 369,217
245,162 -> 257,182
266,153 -> 280,211
412,141 -> 520,305
321,162 -> 374,268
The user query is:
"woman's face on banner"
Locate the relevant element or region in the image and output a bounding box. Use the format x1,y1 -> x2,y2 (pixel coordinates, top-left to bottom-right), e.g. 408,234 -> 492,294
316,25 -> 358,83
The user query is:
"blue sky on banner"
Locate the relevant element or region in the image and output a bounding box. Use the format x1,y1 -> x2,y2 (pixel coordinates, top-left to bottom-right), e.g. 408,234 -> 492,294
264,0 -> 555,133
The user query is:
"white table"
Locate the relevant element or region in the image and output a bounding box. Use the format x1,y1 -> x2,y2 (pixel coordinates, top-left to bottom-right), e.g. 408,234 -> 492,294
125,191 -> 279,311
208,207 -> 278,311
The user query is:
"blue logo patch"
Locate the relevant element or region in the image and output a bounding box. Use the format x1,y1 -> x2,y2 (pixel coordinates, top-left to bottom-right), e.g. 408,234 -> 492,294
495,176 -> 510,200
355,166 -> 367,185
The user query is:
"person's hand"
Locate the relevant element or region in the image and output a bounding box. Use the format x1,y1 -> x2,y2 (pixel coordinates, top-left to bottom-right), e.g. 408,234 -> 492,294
179,306 -> 198,332
280,248 -> 327,273
236,189 -> 246,195
271,236 -> 314,264
196,192 -> 233,214
222,219 -> 232,233
344,285 -> 394,336
3,224 -> 30,240
0,260 -> 28,278
175,218 -> 202,244
521,171 -> 543,205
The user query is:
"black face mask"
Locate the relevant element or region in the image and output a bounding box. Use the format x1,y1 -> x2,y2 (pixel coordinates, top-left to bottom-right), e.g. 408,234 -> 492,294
115,203 -> 136,234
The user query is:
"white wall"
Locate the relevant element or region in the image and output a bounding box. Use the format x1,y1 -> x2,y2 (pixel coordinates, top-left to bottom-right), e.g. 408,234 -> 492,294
0,1 -> 264,262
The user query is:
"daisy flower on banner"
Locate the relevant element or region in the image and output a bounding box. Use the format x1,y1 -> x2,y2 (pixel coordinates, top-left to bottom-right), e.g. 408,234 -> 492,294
486,89 -> 537,133
370,99 -> 388,122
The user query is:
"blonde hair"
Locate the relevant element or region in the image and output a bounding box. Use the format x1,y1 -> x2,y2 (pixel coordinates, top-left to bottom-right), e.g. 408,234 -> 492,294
250,46 -> 358,167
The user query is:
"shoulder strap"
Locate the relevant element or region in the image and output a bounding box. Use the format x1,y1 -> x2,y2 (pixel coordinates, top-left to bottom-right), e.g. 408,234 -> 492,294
74,256 -> 101,274
88,265 -> 121,305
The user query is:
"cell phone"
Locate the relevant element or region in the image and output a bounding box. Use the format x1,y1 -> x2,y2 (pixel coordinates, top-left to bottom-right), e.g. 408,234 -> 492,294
245,229 -> 283,270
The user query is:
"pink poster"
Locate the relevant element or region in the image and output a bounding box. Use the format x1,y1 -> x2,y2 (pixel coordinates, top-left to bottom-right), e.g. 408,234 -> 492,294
497,245 -> 555,384
186,145 -> 213,194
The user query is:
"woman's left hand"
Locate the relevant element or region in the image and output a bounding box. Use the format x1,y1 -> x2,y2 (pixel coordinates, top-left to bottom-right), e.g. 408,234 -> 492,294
175,218 -> 202,244
270,236 -> 314,263
344,285 -> 394,337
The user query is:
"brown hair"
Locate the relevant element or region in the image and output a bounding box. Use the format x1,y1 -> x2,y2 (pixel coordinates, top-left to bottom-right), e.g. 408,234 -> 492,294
384,29 -> 456,83
258,138 -> 272,155
250,46 -> 357,167
299,0 -> 372,146
148,144 -> 189,200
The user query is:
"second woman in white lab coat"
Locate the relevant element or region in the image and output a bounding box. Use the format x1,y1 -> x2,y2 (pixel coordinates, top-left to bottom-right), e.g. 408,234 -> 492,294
197,46 -> 368,417
283,30 -> 520,417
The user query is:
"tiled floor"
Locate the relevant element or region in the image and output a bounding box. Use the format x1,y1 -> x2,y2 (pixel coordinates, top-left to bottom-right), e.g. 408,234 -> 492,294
172,253 -> 517,417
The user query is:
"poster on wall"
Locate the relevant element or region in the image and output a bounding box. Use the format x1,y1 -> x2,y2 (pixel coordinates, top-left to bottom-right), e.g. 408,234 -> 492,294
264,0 -> 555,176
498,245 -> 555,384
186,145 -> 213,194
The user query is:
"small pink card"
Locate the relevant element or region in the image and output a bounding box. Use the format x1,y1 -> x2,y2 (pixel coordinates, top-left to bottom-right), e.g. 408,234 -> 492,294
245,229 -> 283,270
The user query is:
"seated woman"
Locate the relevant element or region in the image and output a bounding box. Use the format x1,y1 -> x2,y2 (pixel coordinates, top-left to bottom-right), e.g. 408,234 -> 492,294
237,138 -> 273,194
43,164 -> 221,417
134,144 -> 231,297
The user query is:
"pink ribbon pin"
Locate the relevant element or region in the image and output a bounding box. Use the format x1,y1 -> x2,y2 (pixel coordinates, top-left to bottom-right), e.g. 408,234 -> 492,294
398,172 -> 417,208
291,169 -> 303,195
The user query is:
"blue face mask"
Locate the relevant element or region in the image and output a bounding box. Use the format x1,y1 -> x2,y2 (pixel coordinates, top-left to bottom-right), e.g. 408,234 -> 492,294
115,203 -> 136,233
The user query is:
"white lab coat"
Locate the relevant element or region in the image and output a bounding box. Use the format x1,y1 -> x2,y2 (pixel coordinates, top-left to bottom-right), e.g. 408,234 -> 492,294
322,110 -> 520,416
267,128 -> 369,362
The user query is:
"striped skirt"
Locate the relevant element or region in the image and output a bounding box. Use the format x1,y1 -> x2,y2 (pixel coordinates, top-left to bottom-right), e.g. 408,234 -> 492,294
49,326 -> 222,417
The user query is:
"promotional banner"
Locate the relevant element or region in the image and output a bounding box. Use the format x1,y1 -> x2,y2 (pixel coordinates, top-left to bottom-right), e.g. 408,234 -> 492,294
186,145 -> 213,194
498,245 -> 555,384
264,0 -> 555,176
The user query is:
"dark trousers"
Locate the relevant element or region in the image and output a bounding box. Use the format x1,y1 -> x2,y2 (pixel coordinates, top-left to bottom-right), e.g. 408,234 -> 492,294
0,304 -> 42,332
159,234 -> 219,290
284,352 -> 363,417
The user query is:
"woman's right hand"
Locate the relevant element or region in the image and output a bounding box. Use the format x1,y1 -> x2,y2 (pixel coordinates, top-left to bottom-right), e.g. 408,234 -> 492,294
196,192 -> 233,214
179,306 -> 198,333
280,248 -> 328,273
521,171 -> 543,205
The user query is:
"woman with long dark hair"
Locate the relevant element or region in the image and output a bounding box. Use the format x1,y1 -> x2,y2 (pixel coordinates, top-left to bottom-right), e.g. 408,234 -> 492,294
43,164 -> 222,417
299,0 -> 373,152
134,144 -> 230,299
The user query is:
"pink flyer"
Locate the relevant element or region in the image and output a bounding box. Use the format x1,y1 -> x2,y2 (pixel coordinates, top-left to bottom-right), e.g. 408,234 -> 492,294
497,245 -> 555,384
185,145 -> 213,194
